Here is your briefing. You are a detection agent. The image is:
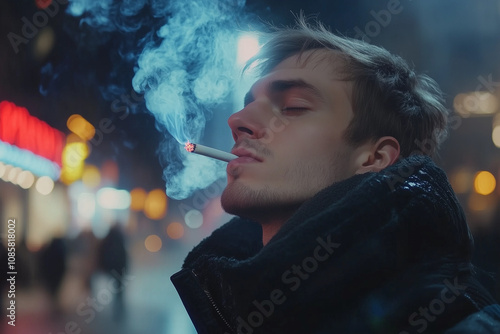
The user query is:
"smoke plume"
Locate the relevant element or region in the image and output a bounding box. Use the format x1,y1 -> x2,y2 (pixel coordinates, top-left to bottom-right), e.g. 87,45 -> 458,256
65,0 -> 250,199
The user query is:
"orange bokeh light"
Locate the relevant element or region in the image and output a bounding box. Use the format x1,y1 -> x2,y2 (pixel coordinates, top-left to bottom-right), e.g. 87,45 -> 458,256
144,235 -> 162,252
67,114 -> 95,141
166,222 -> 184,239
144,189 -> 168,220
473,171 -> 496,196
81,164 -> 101,188
130,188 -> 147,211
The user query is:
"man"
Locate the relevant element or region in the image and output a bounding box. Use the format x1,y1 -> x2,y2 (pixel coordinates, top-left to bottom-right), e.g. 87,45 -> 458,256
171,18 -> 500,333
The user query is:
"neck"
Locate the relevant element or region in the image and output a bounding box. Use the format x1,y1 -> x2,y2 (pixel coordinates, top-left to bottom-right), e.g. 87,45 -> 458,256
258,174 -> 373,246
258,208 -> 298,245
261,220 -> 285,245
245,204 -> 303,245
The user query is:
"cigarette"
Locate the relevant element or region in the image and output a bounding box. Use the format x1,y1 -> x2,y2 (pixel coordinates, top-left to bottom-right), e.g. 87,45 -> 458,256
185,142 -> 237,162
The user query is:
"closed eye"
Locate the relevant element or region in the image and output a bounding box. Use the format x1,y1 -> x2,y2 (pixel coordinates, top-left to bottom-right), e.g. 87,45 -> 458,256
281,106 -> 309,114
282,107 -> 308,110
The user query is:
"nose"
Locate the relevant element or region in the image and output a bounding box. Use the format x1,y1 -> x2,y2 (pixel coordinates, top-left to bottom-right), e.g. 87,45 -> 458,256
228,101 -> 268,142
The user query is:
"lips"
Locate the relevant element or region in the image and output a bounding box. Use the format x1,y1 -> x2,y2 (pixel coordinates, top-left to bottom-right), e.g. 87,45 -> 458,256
227,147 -> 262,171
230,147 -> 263,162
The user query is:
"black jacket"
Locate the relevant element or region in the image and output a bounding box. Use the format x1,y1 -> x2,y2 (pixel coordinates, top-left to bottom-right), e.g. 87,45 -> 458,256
171,155 -> 500,333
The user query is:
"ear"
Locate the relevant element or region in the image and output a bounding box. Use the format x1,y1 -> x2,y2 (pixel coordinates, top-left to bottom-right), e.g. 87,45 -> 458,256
354,136 -> 400,174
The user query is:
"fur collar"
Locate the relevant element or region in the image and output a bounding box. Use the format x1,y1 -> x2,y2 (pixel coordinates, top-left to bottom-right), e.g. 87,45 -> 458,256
179,155 -> 482,333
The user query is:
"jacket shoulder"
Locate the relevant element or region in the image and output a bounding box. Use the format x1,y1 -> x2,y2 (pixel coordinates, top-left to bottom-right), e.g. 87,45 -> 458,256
444,305 -> 500,333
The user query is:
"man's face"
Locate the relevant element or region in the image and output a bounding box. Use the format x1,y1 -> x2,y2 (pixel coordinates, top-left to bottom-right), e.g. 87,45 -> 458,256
221,50 -> 360,221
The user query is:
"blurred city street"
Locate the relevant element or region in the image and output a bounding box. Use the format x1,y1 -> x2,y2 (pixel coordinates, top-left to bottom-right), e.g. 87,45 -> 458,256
1,0 -> 500,333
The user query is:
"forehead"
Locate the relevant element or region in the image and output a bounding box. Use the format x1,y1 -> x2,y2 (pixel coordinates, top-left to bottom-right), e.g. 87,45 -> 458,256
247,49 -> 352,100
271,49 -> 346,76
250,49 -> 350,96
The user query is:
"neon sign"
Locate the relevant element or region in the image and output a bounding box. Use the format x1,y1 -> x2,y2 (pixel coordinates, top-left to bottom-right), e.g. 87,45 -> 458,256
0,100 -> 64,166
0,141 -> 60,180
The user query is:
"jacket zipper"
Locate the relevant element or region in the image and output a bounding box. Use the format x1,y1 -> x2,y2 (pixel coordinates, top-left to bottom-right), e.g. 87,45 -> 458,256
192,269 -> 235,333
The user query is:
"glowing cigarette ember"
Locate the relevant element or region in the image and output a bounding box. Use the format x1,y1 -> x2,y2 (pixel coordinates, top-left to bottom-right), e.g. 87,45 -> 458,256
185,142 -> 237,162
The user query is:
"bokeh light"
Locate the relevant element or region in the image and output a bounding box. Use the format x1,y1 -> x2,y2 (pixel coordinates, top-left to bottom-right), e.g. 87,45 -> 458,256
473,171 -> 496,195
77,192 -> 96,220
453,94 -> 469,117
60,139 -> 88,184
166,222 -> 184,239
130,188 -> 147,211
184,209 -> 203,229
34,27 -> 55,60
7,167 -> 21,184
454,92 -> 499,117
492,126 -> 500,148
67,114 -> 96,141
101,160 -> 119,184
96,187 -> 131,210
144,234 -> 162,252
35,176 -> 55,195
81,164 -> 101,188
35,0 -> 53,9
1,164 -> 11,182
478,92 -> 499,114
237,33 -> 260,65
468,192 -> 496,212
449,168 -> 473,194
144,189 -> 168,220
17,170 -> 35,189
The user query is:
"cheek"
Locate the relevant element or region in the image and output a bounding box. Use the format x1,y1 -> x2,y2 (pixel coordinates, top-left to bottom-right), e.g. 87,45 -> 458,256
277,122 -> 345,159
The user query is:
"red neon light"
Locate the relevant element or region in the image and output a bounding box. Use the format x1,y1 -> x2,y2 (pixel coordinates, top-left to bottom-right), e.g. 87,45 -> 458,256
0,101 -> 64,166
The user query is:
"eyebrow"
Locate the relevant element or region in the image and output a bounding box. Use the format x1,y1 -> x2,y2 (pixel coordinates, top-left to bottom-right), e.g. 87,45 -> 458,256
244,79 -> 324,106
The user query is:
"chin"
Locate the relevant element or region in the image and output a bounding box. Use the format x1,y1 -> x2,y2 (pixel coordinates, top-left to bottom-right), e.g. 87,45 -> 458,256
220,181 -> 269,218
220,182 -> 250,216
221,181 -> 307,221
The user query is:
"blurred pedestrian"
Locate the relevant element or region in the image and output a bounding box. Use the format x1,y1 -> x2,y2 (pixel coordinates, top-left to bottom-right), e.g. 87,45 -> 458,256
97,224 -> 129,322
38,236 -> 67,316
